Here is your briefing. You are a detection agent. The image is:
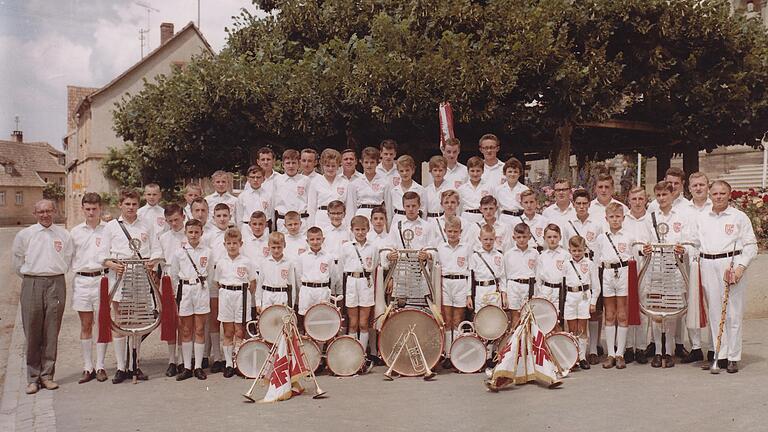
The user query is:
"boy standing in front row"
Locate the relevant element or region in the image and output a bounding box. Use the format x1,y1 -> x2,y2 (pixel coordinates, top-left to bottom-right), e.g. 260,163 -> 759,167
171,219 -> 212,381
213,228 -> 258,378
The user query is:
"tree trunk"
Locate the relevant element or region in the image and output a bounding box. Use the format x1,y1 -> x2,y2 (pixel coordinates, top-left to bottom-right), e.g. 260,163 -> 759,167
656,146 -> 671,182
682,142 -> 699,193
550,119 -> 574,181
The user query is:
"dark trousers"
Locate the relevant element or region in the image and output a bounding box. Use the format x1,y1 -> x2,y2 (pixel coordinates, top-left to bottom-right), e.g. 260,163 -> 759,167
20,275 -> 66,384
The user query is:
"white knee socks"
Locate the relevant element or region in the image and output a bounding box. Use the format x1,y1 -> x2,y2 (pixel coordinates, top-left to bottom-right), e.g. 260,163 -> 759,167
114,337 -> 127,370
605,325 -> 617,357
182,342 -> 193,370
616,326 -> 627,357
81,338 -> 93,371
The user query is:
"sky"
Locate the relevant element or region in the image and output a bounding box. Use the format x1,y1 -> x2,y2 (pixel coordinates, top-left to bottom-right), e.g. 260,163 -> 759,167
0,0 -> 261,148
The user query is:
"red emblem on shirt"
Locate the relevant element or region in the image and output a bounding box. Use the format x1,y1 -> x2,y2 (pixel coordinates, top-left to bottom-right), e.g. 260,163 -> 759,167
673,222 -> 682,233
281,269 -> 289,280
140,232 -> 148,242
297,186 -> 305,196
299,248 -> 306,254
372,183 -> 382,192
454,180 -> 462,189
536,227 -> 544,238
586,231 -> 596,242
365,257 -> 373,268
481,190 -> 490,197
262,201 -> 269,210
320,262 -> 328,273
415,226 -> 423,236
392,177 -> 401,187
156,217 -> 165,227
200,256 -> 208,267
580,262 -> 589,273
336,187 -> 346,196
725,224 -> 735,235
54,240 -> 62,253
95,237 -> 102,247
516,193 -> 522,204
457,256 -> 466,267
494,256 -> 502,266
236,266 -> 247,278
556,260 -> 564,271
618,243 -> 627,253
528,259 -> 536,269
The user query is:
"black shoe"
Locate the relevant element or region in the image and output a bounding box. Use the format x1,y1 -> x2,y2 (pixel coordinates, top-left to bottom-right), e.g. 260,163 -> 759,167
682,348 -> 703,364
362,359 -> 374,374
717,359 -> 728,369
674,344 -> 689,359
372,355 -> 385,367
194,368 -> 207,380
175,368 -> 193,381
165,363 -> 178,377
441,357 -> 454,370
177,363 -> 184,373
597,345 -> 604,357
662,354 -> 675,368
579,360 -> 590,370
223,366 -> 235,378
315,358 -> 326,374
484,358 -> 496,369
635,348 -> 648,365
707,351 -> 715,362
134,368 -> 149,381
646,342 -> 656,358
651,354 -> 662,368
727,361 -> 738,373
112,370 -> 128,384
624,348 -> 635,364
210,361 -> 224,374
201,357 -> 210,369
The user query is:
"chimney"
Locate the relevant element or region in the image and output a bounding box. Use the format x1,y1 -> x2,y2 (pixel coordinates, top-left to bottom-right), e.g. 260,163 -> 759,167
160,22 -> 174,45
11,130 -> 23,143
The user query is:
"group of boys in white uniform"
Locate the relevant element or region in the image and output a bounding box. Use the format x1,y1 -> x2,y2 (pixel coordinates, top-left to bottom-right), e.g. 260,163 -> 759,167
69,134 -> 756,387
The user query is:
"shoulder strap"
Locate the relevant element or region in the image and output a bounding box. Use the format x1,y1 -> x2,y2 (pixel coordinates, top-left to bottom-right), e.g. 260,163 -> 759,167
183,248 -> 206,287
353,243 -> 373,287
397,221 -> 405,248
519,215 -> 541,246
651,211 -> 661,242
473,250 -> 498,287
605,232 -> 622,260
117,220 -> 143,259
568,260 -> 584,284
436,218 -> 446,242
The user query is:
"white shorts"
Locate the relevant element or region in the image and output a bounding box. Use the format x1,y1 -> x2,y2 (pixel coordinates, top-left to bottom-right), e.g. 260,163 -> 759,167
260,290 -> 289,309
537,283 -> 561,313
217,288 -> 251,323
345,276 -> 374,308
178,281 -> 210,316
298,285 -> 331,315
601,266 -> 628,297
72,274 -> 104,312
441,278 -> 470,308
564,291 -> 591,320
506,280 -> 532,310
474,284 -> 502,310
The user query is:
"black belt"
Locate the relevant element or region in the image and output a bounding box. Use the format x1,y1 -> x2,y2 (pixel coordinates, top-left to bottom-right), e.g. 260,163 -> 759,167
511,277 -> 536,284
302,281 -> 330,288
443,274 -> 468,280
319,206 -> 329,211
502,209 -> 523,217
542,281 -> 563,289
393,208 -> 406,215
345,271 -> 371,278
275,211 -> 309,219
23,274 -> 64,279
567,284 -> 590,293
262,285 -> 289,292
427,211 -> 444,218
464,208 -> 481,214
181,277 -> 205,285
586,250 -> 594,259
700,250 -> 742,260
602,261 -> 629,270
220,284 -> 247,291
358,203 -> 383,209
76,269 -> 109,277
475,279 -> 496,287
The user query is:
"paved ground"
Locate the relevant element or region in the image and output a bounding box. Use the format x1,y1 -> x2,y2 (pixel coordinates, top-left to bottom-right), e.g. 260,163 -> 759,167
1,225 -> 768,431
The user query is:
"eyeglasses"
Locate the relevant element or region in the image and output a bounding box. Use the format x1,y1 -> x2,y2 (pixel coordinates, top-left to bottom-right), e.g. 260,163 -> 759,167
328,211 -> 344,216
554,188 -> 570,192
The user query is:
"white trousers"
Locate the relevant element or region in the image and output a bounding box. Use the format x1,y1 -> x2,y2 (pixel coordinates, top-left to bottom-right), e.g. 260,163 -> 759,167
700,258 -> 745,361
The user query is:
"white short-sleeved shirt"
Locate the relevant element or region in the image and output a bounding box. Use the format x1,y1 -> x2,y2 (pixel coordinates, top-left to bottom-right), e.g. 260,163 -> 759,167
537,247 -> 569,285
425,181 -> 452,215
214,254 -> 258,287
206,192 -> 238,224
158,228 -> 188,265
170,244 -> 212,284
296,248 -> 338,286
340,241 -> 379,274
690,206 -> 758,268
307,175 -> 353,229
493,182 -> 530,222
458,180 -> 494,212
444,162 -> 469,190
376,163 -> 401,189
594,229 -> 636,266
504,246 -> 539,280
13,223 -> 74,276
563,257 -> 601,305
285,233 -> 309,258
465,219 -> 511,252
349,173 -> 387,214
322,225 -> 351,260
241,231 -> 270,265
561,216 -> 604,255
386,218 -> 434,250
471,248 -> 506,290
272,173 -> 310,216
70,221 -> 107,273
237,186 -> 272,227
542,203 -> 577,231
589,198 -> 628,225
436,242 -> 472,276
138,204 -> 166,237
385,181 -> 428,224
481,160 -> 505,187
519,213 -> 549,249
100,217 -> 161,262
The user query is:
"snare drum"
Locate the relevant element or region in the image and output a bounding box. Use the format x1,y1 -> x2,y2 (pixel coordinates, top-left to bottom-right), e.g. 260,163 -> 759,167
473,305 -> 508,341
326,335 -> 366,376
235,338 -> 271,379
522,298 -> 557,334
545,332 -> 579,371
450,323 -> 486,374
303,302 -> 342,342
258,304 -> 295,344
378,308 -> 443,377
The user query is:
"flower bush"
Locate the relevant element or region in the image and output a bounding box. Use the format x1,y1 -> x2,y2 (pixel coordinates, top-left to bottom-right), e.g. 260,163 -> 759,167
731,188 -> 768,249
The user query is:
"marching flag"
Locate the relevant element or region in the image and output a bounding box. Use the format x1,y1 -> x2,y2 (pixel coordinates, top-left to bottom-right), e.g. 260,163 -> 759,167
530,320 -> 561,387
159,275 -> 178,342
438,102 -> 455,149
261,332 -> 293,403
686,259 -> 708,329
97,276 -> 113,343
627,259 -> 641,326
490,316 -> 534,388
288,332 -> 309,395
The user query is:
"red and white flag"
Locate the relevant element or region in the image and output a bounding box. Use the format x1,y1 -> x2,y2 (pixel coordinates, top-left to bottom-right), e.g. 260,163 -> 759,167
261,332 -> 293,402
438,102 -> 455,149
490,318 -> 534,387
530,320 -> 561,386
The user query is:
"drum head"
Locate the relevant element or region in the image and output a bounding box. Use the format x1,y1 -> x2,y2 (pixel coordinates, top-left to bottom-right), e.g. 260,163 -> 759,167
258,305 -> 294,344
546,332 -> 579,370
450,334 -> 486,373
524,298 -> 557,334
473,305 -> 508,340
304,303 -> 341,342
378,309 -> 443,376
300,336 -> 322,372
326,336 -> 365,376
235,339 -> 271,379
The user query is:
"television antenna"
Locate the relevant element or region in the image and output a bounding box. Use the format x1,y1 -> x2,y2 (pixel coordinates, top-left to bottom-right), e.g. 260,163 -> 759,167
135,1 -> 160,57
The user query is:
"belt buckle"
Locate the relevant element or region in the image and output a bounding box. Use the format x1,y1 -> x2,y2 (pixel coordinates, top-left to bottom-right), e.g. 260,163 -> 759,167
613,267 -> 619,278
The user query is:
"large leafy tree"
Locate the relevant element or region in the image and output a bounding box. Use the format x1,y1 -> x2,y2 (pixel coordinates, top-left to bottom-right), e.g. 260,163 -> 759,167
112,0 -> 768,186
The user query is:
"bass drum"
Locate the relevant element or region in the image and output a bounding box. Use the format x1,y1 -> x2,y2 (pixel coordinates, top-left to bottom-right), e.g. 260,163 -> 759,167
473,305 -> 508,341
326,335 -> 366,376
522,298 -> 558,334
378,308 -> 443,377
258,304 -> 295,344
303,302 -> 342,342
299,336 -> 322,373
235,338 -> 271,379
450,333 -> 486,374
546,332 -> 579,372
